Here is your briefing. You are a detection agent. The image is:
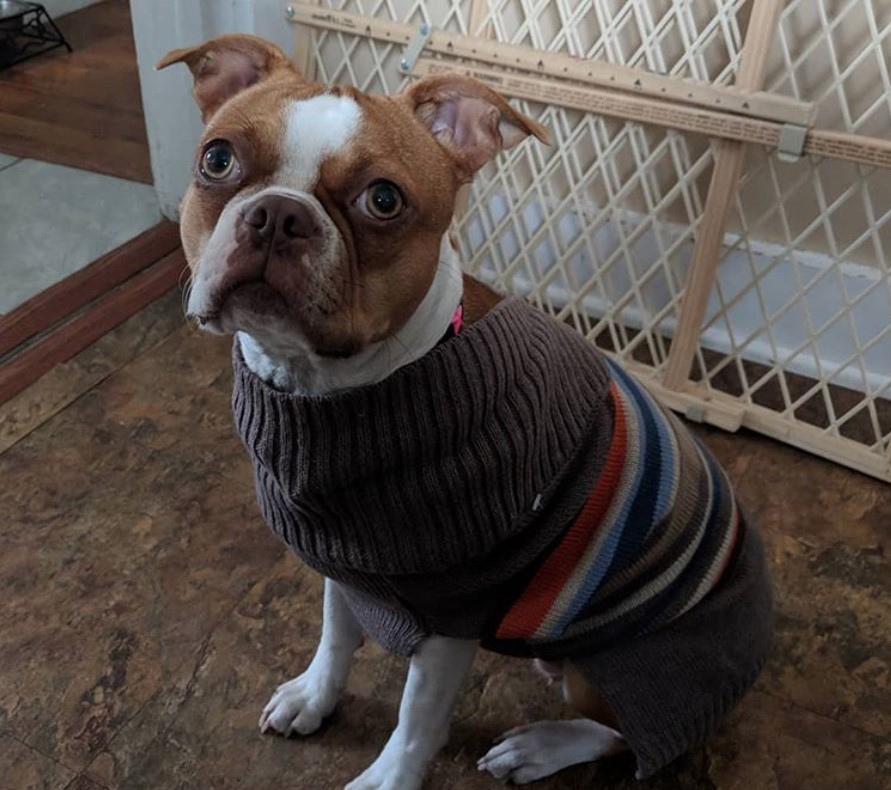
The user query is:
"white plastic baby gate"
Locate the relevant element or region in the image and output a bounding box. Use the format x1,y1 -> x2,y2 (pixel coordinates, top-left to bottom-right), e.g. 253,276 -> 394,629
284,0 -> 891,483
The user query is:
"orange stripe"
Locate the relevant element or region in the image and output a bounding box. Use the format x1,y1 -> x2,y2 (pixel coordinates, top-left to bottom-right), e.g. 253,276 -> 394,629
496,382 -> 628,640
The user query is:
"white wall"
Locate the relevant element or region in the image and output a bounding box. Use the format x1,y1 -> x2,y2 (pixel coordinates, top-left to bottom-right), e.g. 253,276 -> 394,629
130,0 -> 295,219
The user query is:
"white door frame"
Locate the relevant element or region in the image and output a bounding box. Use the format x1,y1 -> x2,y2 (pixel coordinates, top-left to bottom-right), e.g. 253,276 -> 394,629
130,0 -> 296,219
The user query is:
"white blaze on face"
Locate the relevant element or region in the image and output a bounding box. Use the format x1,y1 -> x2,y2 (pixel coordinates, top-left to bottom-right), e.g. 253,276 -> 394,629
277,93 -> 362,190
188,94 -> 362,326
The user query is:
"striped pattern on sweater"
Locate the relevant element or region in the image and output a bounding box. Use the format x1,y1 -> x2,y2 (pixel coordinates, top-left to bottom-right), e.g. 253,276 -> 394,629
496,359 -> 740,644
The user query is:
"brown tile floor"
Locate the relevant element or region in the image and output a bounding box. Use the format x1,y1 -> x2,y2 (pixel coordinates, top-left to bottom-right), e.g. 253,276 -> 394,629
1,293 -> 888,790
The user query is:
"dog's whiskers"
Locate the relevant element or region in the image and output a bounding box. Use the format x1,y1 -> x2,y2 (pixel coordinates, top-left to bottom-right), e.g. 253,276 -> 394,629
179,270 -> 194,317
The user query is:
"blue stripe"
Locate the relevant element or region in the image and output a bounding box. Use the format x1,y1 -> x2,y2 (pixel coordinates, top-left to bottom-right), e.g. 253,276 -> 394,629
551,372 -> 647,634
608,361 -> 677,537
597,361 -> 667,577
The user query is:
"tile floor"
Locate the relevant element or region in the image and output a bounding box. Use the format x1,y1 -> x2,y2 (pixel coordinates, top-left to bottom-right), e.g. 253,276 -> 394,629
0,159 -> 161,315
0,293 -> 888,790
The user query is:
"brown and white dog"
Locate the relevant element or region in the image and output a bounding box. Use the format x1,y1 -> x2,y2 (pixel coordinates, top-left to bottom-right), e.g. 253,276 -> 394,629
158,34 -> 768,789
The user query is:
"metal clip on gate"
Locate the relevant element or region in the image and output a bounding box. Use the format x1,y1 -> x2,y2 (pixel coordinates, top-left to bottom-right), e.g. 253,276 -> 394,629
399,22 -> 432,74
777,124 -> 808,163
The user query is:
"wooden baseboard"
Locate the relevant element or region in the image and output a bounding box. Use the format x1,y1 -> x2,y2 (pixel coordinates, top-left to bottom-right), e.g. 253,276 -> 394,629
0,248 -> 185,405
0,221 -> 180,358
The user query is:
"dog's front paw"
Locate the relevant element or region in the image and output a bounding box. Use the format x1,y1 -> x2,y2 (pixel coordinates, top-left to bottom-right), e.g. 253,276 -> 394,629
259,660 -> 343,737
477,719 -> 625,784
344,740 -> 427,790
343,762 -> 424,790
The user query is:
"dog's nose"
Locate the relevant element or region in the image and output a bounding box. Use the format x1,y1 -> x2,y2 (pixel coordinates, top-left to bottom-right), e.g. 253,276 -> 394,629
242,195 -> 321,246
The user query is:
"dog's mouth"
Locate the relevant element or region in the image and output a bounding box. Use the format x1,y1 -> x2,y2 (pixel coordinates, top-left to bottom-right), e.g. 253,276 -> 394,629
191,279 -> 287,331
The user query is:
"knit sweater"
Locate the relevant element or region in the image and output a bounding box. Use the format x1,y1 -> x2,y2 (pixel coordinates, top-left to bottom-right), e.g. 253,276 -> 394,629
232,298 -> 740,660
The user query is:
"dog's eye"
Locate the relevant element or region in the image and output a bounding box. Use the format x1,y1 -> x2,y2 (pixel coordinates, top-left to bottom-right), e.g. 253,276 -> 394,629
200,141 -> 236,180
360,181 -> 404,220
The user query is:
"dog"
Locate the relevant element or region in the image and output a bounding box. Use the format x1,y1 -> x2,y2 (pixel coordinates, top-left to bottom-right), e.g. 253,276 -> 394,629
159,34 -> 774,789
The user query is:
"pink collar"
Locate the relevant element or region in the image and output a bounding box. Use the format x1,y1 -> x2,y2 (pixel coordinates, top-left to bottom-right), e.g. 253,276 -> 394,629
436,302 -> 464,346
450,302 -> 465,335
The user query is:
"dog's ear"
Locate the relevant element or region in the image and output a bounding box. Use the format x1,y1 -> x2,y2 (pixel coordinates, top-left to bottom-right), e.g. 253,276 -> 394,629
401,74 -> 550,176
157,34 -> 299,122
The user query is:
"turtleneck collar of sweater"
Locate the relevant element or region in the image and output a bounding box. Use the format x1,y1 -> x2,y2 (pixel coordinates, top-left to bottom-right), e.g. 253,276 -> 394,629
232,297 -> 613,575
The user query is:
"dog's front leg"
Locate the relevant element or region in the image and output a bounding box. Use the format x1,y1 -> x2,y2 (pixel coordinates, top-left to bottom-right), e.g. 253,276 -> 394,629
260,578 -> 363,736
345,635 -> 478,790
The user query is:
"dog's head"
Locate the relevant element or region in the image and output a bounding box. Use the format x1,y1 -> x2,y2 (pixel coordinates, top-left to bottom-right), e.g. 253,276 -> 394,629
158,35 -> 548,361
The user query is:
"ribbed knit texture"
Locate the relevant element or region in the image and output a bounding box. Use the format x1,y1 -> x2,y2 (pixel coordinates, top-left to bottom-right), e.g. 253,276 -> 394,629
233,296 -> 740,653
233,297 -> 613,583
231,296 -> 773,778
